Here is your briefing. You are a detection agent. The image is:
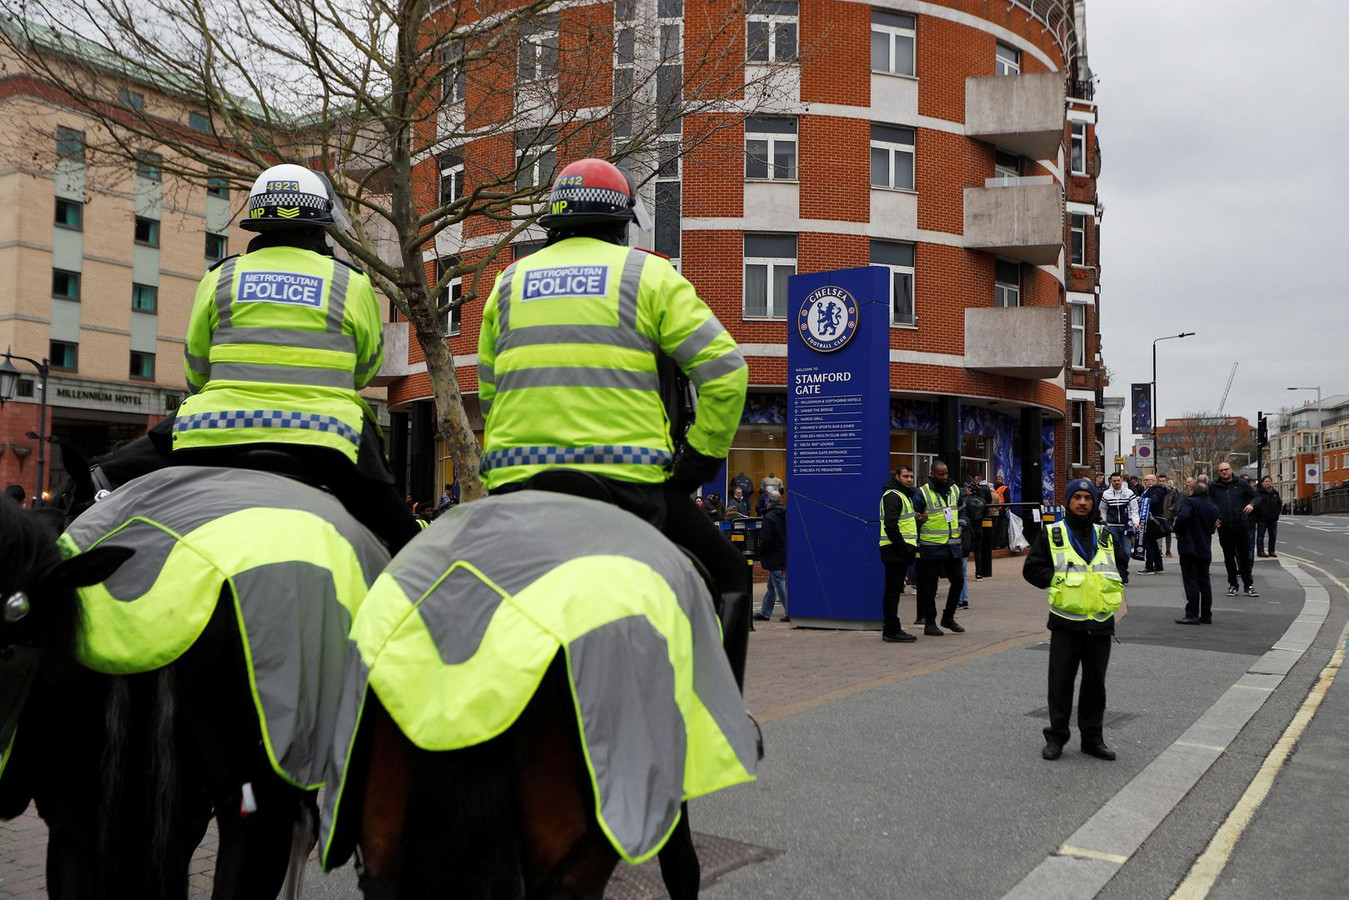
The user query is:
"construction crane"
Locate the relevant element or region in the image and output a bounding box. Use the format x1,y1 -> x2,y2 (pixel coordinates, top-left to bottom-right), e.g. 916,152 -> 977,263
1217,362 -> 1239,415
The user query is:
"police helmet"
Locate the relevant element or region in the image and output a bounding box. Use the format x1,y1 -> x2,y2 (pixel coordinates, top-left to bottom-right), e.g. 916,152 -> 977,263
241,164 -> 340,232
537,158 -> 652,231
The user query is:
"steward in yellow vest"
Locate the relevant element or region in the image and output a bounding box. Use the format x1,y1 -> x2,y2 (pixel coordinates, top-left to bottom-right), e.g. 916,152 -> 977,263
878,466 -> 919,643
477,158 -> 752,684
1023,477 -> 1123,762
167,164 -> 419,553
912,461 -> 966,635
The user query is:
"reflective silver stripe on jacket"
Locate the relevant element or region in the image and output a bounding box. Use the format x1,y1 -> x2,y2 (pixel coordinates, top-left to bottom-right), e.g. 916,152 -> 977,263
185,350 -> 210,377
668,316 -> 728,367
212,327 -> 357,354
214,257 -> 238,327
687,349 -> 746,387
494,262 -> 517,333
210,363 -> 355,390
325,262 -> 350,333
494,366 -> 659,393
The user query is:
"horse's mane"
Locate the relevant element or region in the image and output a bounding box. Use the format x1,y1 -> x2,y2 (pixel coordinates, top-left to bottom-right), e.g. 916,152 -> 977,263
0,499 -> 83,671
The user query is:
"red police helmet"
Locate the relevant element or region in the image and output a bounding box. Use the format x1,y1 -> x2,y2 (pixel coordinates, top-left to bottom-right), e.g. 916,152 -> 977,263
538,158 -> 651,231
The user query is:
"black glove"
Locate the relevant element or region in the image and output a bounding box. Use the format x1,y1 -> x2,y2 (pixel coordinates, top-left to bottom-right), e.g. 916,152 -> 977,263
667,445 -> 724,494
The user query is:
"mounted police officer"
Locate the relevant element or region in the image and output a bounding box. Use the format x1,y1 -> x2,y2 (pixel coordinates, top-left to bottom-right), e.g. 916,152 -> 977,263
170,164 -> 420,553
477,157 -> 751,681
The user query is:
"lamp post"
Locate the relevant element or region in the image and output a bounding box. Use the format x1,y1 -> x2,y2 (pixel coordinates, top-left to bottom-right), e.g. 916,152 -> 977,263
1287,386 -> 1323,506
0,348 -> 50,505
1152,332 -> 1196,474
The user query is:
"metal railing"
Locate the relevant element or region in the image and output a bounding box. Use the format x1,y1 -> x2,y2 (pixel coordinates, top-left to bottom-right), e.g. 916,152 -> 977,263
1068,78 -> 1094,100
1008,0 -> 1076,63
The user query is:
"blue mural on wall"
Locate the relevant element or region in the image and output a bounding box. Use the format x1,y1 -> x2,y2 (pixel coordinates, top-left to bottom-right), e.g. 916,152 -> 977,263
1042,422 -> 1057,503
744,393 -> 787,424
886,400 -> 1022,501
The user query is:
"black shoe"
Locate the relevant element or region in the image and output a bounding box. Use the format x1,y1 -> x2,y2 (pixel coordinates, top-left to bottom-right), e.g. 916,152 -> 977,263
781,616 -> 791,623
956,601 -> 970,609
940,618 -> 965,633
924,623 -> 944,636
1226,585 -> 1238,596
1245,586 -> 1259,597
975,575 -> 983,581
1175,616 -> 1202,625
914,616 -> 925,625
882,630 -> 917,643
1269,552 -> 1278,558
1121,574 -> 1130,584
1042,743 -> 1063,761
1199,616 -> 1213,624
753,613 -> 770,621
1256,551 -> 1267,557
1082,742 -> 1116,761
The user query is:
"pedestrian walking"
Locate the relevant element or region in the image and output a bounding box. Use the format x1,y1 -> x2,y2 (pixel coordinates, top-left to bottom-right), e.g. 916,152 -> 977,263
913,460 -> 965,635
878,466 -> 919,642
1140,474 -> 1169,573
1255,476 -> 1281,558
1099,473 -> 1139,584
966,478 -> 993,579
1209,461 -> 1257,597
1023,478 -> 1122,762
754,488 -> 788,622
1174,476 -> 1219,625
1158,474 -> 1180,558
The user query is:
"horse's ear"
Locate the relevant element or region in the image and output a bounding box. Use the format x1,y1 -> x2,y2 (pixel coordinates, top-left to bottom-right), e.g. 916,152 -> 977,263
60,441 -> 94,497
44,546 -> 135,590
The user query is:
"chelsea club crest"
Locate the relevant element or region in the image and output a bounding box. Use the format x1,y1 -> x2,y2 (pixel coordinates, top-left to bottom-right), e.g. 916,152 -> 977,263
797,286 -> 859,353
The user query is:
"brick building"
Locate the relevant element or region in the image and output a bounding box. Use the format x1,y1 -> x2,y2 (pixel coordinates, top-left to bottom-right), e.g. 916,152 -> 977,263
378,0 -> 1109,508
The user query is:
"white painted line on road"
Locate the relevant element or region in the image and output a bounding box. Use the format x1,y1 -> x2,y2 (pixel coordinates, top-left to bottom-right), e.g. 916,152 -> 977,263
1001,558 -> 1330,900
1170,561 -> 1349,900
1059,845 -> 1130,865
1298,547 -> 1324,555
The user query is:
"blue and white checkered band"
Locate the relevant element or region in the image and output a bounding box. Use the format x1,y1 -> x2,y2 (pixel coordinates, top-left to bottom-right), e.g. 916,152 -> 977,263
173,410 -> 360,446
552,186 -> 629,209
247,191 -> 330,212
479,444 -> 674,472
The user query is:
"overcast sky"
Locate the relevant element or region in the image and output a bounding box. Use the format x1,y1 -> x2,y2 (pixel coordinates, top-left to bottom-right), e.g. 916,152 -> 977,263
1087,1 -> 1349,444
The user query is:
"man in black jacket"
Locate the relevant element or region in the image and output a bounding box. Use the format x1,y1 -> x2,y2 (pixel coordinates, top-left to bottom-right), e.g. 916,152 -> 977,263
754,488 -> 788,622
1140,474 -> 1170,574
1174,477 -> 1220,624
1254,476 -> 1282,558
1209,461 -> 1258,597
878,466 -> 918,643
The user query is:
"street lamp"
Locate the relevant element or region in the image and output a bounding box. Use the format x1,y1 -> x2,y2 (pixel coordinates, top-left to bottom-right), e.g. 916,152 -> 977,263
1287,386 -> 1323,506
1152,332 -> 1196,474
0,348 -> 50,505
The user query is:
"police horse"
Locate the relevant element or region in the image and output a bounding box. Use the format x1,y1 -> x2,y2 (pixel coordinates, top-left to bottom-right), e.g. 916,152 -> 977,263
319,489 -> 760,899
0,458 -> 388,899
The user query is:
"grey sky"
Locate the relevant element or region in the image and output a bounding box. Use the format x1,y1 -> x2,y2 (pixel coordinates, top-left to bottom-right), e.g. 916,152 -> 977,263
1088,0 -> 1349,442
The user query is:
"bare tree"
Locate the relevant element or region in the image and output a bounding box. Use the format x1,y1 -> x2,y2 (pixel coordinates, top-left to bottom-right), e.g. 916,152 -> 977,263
0,0 -> 791,498
1160,412 -> 1257,479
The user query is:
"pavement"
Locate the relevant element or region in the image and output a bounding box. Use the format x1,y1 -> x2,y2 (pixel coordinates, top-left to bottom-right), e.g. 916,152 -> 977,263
3,519 -> 1347,898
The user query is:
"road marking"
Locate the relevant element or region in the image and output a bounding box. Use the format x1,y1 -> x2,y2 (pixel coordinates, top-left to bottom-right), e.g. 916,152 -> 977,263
1176,741 -> 1227,753
1170,560 -> 1348,900
1229,683 -> 1273,692
1059,845 -> 1130,865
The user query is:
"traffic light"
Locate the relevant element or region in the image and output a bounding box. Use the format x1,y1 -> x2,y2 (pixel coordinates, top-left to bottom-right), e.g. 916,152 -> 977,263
1257,413 -> 1268,447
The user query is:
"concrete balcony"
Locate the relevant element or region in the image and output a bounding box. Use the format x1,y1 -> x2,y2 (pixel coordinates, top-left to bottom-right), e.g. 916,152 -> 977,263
965,72 -> 1066,160
963,179 -> 1063,265
964,306 -> 1064,380
370,320 -> 412,387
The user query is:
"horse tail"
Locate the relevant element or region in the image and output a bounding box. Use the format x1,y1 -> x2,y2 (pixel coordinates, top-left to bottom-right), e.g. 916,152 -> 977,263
148,666 -> 178,896
98,675 -> 130,877
400,739 -> 523,899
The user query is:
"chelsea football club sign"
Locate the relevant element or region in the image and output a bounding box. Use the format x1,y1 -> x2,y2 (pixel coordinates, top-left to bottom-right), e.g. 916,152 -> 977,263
797,285 -> 859,353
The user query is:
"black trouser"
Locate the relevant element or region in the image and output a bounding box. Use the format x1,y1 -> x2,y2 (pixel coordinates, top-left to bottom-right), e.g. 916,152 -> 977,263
916,555 -> 962,624
1217,524 -> 1253,589
992,513 -> 1009,550
972,524 -> 993,577
1045,628 -> 1112,746
1257,520 -> 1279,554
1180,553 -> 1213,620
880,543 -> 913,636
1144,537 -> 1164,572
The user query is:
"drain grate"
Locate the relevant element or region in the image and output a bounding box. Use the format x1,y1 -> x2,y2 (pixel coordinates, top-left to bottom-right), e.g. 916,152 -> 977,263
1024,706 -> 1139,729
605,831 -> 781,899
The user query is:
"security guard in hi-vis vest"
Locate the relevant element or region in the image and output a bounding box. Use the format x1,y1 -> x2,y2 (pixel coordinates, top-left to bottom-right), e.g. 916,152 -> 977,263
170,164 -> 420,552
477,158 -> 752,682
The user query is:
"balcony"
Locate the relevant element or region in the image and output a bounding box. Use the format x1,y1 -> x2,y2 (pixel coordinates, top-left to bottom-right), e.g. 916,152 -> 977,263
965,72 -> 1066,160
370,320 -> 411,387
963,179 -> 1063,265
964,306 -> 1064,380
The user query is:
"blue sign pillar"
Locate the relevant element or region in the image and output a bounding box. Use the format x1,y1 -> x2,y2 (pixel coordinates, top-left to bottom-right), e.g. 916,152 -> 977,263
786,267 -> 891,628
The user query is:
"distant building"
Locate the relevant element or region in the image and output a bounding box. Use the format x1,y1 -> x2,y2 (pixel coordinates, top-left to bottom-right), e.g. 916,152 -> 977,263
1268,395 -> 1349,502
1154,415 -> 1256,478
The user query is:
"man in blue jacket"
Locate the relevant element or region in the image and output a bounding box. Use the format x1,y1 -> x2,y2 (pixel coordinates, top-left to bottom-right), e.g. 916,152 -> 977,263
1174,477 -> 1221,624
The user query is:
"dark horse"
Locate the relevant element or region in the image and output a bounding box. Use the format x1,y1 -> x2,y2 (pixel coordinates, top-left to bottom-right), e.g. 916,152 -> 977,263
1,439 -> 386,899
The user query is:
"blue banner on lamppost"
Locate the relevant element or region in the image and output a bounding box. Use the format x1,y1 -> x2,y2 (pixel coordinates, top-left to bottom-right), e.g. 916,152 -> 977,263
1131,383 -> 1152,434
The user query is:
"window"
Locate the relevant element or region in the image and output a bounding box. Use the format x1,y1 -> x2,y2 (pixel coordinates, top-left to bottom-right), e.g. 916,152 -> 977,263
52,269 -> 80,300
188,111 -> 211,133
1071,401 -> 1086,466
439,150 -> 465,209
614,24 -> 636,137
1070,214 -> 1086,265
55,198 -> 83,230
207,175 -> 230,198
515,240 -> 546,259
56,126 -> 85,162
441,41 -> 467,104
747,0 -> 798,63
205,233 -> 228,262
1070,123 -> 1087,175
135,216 -> 160,247
870,124 -> 915,190
515,130 -> 556,191
994,260 -> 1020,307
1070,303 -> 1086,368
131,283 -> 158,312
994,150 -> 1020,182
518,17 -> 558,81
744,117 -> 797,180
656,132 -> 682,260
130,351 -> 155,380
437,258 -> 462,336
961,434 -> 990,484
50,340 -> 78,370
136,152 -> 162,181
870,240 -> 915,326
870,10 -> 915,76
743,233 -> 796,319
118,88 -> 145,111
995,43 -> 1020,76
655,0 -> 684,117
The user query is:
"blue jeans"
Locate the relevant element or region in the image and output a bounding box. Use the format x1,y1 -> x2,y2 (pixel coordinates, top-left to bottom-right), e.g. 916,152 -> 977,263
960,555 -> 970,603
1106,525 -> 1132,577
760,569 -> 787,617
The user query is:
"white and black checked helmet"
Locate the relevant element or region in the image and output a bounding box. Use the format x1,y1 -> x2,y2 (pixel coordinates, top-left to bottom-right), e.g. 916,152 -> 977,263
241,164 -> 337,232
